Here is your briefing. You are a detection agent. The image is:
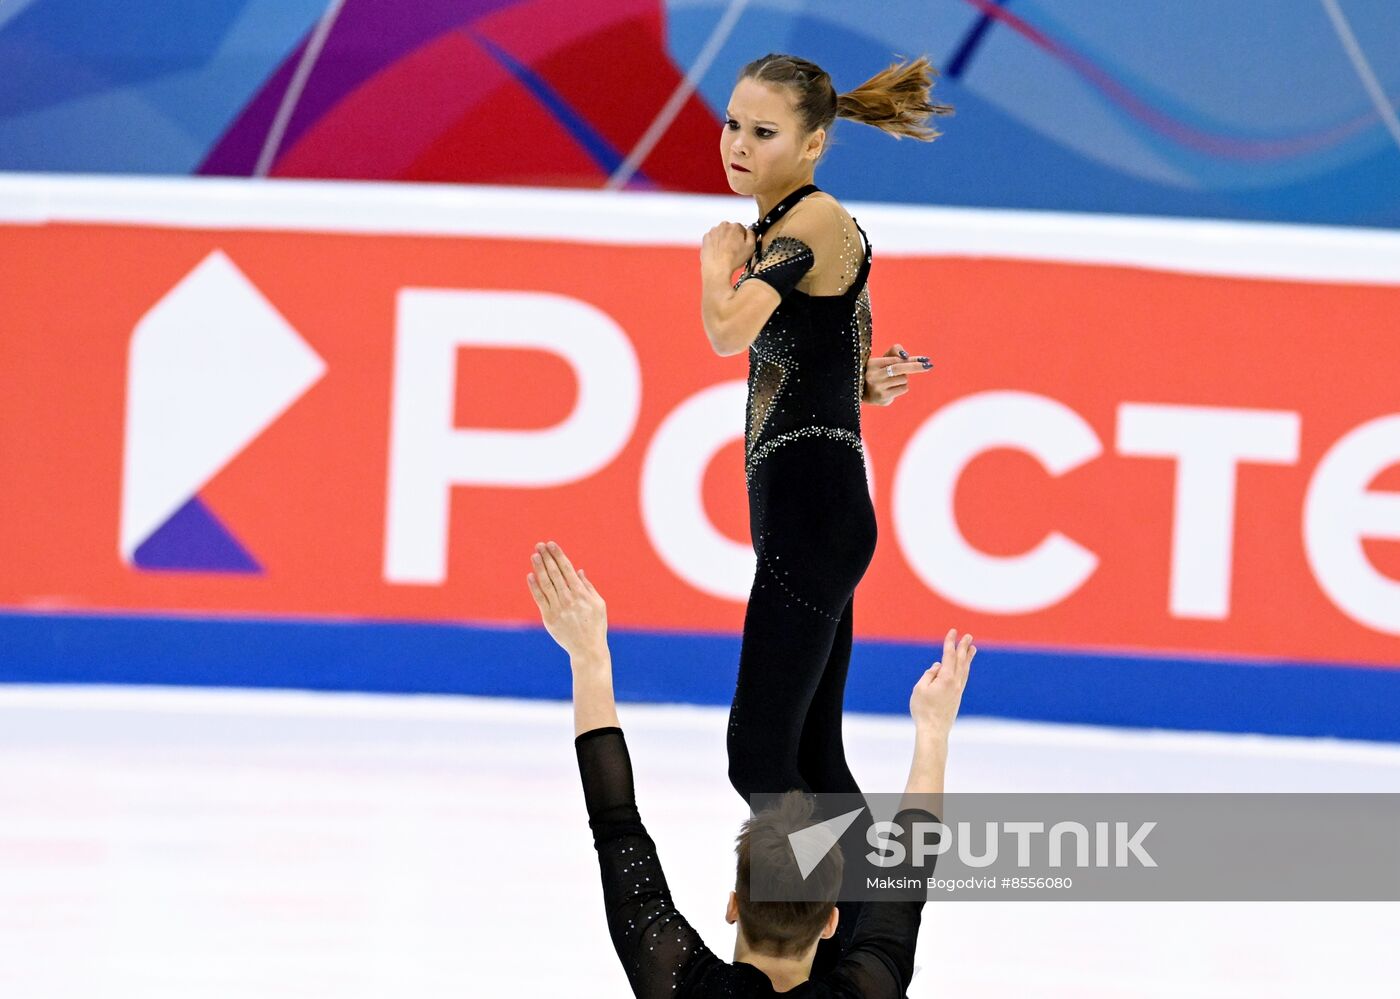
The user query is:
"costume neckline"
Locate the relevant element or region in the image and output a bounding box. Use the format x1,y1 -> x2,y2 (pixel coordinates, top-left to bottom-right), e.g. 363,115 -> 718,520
750,183 -> 821,239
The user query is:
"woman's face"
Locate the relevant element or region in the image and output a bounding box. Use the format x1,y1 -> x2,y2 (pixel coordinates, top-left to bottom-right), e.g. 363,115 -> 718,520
721,77 -> 822,197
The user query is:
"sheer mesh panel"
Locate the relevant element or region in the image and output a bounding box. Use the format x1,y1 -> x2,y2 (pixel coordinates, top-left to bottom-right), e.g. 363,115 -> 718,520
762,194 -> 867,298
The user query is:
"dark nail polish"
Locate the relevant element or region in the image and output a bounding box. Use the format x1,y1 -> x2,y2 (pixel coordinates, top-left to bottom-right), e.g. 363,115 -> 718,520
898,349 -> 909,360
921,361 -> 932,369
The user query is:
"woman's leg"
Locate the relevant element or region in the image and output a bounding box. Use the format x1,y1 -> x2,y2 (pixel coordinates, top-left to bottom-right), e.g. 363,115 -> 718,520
726,559 -> 845,798
797,595 -> 860,795
797,594 -> 877,975
729,437 -> 876,797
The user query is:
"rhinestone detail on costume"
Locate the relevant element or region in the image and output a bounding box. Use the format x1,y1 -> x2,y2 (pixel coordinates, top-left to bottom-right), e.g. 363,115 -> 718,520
739,205 -> 873,486
736,186 -> 876,622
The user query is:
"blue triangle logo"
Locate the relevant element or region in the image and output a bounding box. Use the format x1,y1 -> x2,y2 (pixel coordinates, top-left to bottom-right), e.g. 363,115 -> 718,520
132,495 -> 262,573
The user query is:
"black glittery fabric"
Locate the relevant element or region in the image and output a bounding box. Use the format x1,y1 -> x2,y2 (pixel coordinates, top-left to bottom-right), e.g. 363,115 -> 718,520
576,726 -> 929,997
727,185 -> 882,976
727,184 -> 877,799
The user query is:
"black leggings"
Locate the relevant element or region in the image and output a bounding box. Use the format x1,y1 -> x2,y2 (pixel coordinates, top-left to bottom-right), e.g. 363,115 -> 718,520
726,436 -> 877,799
727,436 -> 879,971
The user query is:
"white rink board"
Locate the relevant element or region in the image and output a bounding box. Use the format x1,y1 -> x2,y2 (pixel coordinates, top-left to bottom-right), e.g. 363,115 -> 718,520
4,171 -> 1400,286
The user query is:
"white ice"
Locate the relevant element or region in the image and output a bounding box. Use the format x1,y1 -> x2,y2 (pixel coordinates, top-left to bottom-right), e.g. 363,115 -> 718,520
2,685 -> 1398,998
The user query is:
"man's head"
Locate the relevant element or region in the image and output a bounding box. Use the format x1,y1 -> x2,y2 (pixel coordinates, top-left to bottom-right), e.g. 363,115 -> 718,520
727,790 -> 842,958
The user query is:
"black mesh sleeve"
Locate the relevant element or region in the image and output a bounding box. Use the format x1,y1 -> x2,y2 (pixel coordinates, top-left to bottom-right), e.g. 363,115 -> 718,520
742,235 -> 815,299
822,808 -> 937,998
575,727 -> 718,997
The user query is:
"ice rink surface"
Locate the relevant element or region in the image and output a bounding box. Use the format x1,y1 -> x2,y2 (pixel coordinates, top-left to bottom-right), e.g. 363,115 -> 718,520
3,685 -> 1399,998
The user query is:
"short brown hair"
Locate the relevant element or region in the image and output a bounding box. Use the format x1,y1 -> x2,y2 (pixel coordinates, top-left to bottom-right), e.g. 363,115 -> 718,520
733,790 -> 843,957
739,52 -> 953,142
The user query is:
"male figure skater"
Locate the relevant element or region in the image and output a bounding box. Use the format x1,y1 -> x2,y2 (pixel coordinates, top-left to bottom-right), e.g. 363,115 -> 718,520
526,540 -> 976,997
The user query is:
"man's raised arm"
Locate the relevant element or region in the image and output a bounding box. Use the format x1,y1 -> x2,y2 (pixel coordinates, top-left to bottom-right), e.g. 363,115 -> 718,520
901,628 -> 975,811
526,541 -> 718,998
825,629 -> 976,998
526,540 -> 618,737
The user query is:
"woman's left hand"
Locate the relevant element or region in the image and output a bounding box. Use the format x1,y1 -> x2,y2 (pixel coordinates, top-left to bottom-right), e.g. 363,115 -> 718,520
700,221 -> 757,276
864,343 -> 933,406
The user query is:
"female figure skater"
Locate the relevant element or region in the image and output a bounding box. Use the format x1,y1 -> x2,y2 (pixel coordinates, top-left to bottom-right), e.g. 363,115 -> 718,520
699,53 -> 951,804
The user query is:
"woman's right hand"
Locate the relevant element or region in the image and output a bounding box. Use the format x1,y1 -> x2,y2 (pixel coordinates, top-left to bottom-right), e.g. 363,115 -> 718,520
700,221 -> 757,277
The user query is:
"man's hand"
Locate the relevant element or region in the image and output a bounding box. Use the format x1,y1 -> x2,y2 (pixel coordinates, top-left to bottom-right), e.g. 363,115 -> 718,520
909,628 -> 975,743
863,343 -> 933,406
526,541 -> 608,663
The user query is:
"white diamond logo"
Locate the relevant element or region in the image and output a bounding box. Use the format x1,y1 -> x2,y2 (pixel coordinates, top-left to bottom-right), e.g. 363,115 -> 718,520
120,249 -> 326,561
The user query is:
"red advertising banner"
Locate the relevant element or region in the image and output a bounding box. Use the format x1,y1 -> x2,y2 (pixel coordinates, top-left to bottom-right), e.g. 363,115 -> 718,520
2,178 -> 1398,671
